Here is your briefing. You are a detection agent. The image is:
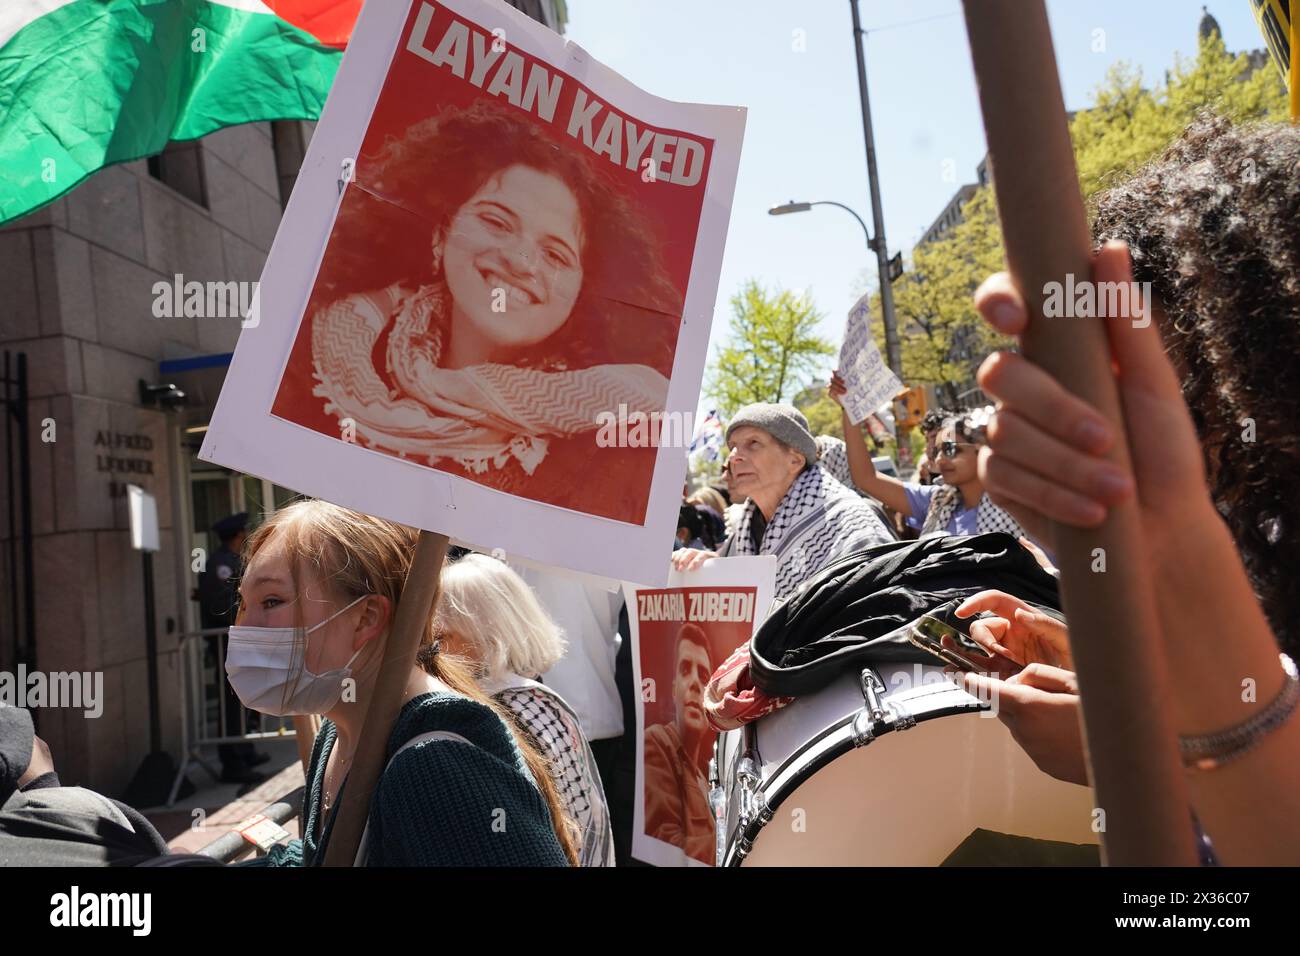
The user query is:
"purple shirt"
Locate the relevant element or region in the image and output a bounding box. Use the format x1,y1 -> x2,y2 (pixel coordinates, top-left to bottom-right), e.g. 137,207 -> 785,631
903,483 -> 1059,567
904,482 -> 980,536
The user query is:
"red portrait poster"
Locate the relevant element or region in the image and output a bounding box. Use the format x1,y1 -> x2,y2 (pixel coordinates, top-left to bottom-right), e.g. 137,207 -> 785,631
624,557 -> 775,867
200,0 -> 745,587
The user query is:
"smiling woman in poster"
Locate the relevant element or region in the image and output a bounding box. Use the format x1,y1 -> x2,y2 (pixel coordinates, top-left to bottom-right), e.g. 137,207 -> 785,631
273,101 -> 683,524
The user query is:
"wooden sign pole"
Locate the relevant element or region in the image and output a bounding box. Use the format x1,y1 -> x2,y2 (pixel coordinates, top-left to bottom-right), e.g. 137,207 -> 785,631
322,528 -> 451,866
962,0 -> 1196,865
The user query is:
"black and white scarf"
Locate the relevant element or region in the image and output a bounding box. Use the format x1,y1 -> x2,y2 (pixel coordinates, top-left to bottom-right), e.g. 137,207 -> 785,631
722,465 -> 893,601
920,485 -> 1026,539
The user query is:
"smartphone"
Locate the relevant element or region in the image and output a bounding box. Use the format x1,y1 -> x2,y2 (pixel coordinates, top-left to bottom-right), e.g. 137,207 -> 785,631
906,612 -> 992,673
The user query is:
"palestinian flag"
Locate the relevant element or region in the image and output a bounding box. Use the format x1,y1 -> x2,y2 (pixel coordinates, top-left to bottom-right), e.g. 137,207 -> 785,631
0,0 -> 363,224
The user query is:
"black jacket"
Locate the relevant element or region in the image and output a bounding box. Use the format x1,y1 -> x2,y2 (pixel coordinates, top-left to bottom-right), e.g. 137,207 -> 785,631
750,533 -> 1062,697
198,545 -> 242,629
0,782 -> 172,866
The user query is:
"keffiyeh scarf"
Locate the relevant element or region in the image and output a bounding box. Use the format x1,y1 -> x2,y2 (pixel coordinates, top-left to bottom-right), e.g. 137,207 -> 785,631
722,464 -> 893,601
814,435 -> 857,492
482,672 -> 615,868
703,642 -> 794,731
920,485 -> 1026,539
310,284 -> 669,475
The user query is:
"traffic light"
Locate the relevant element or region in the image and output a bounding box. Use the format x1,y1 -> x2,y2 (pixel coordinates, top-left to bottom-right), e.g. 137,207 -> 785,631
893,386 -> 927,430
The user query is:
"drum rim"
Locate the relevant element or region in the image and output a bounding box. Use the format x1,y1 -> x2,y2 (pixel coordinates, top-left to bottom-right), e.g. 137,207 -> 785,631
721,668 -> 989,866
721,667 -> 882,866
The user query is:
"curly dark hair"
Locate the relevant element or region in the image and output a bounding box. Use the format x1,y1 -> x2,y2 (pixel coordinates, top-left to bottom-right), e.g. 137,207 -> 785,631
943,411 -> 987,446
1090,113 -> 1300,655
921,408 -> 951,436
317,100 -> 683,376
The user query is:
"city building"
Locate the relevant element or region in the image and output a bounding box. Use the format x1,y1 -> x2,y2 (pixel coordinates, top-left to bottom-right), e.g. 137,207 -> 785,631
916,182 -> 977,250
0,0 -> 567,797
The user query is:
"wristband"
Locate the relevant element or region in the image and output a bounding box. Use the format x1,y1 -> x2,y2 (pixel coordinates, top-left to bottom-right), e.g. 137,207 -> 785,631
1180,653 -> 1299,771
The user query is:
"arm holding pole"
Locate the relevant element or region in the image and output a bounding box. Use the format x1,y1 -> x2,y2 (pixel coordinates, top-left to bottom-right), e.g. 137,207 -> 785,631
961,0 -> 1196,865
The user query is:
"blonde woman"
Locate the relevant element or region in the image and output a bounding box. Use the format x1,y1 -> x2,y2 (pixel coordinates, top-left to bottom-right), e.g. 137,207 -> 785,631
435,553 -> 615,867
227,501 -> 578,866
688,487 -> 727,518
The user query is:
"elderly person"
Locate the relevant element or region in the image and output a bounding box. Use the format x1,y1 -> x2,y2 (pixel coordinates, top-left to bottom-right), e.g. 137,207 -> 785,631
672,403 -> 894,600
435,553 -> 616,867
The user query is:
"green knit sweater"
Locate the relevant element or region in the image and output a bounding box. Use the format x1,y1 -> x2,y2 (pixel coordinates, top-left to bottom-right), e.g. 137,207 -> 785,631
263,691 -> 568,867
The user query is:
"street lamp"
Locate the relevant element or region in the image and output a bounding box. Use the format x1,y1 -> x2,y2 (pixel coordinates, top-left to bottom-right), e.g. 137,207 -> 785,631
768,198 -> 902,377
850,0 -> 902,380
768,199 -> 872,249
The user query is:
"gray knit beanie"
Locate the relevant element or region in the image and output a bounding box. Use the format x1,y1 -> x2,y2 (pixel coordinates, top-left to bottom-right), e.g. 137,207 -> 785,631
725,403 -> 818,466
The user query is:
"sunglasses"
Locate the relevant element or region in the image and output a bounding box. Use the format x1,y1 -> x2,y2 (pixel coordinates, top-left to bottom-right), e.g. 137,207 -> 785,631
938,440 -> 976,459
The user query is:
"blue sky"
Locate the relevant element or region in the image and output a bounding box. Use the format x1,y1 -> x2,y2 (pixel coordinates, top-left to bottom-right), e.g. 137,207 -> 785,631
563,0 -> 1269,393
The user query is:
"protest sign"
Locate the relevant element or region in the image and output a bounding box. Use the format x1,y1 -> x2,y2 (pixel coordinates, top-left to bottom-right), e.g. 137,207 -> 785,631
199,0 -> 746,586
623,556 -> 776,866
838,292 -> 903,425
688,408 -> 724,467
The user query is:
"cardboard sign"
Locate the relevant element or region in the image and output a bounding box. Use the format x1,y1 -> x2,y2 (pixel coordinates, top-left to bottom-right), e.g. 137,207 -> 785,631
839,292 -> 903,425
200,0 -> 746,586
624,556 -> 776,866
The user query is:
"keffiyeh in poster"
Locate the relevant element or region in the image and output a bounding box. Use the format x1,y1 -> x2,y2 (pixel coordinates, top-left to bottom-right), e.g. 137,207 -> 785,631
201,0 -> 745,586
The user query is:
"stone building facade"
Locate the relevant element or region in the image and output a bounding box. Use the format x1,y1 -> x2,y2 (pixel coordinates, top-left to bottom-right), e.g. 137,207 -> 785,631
0,0 -> 565,798
1,119 -> 313,796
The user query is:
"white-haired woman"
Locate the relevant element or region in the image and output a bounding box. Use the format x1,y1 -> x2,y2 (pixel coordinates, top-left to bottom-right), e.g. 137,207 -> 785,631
434,553 -> 615,867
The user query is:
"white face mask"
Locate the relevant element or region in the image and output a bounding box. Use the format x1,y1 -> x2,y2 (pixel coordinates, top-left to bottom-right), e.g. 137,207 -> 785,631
225,595 -> 372,717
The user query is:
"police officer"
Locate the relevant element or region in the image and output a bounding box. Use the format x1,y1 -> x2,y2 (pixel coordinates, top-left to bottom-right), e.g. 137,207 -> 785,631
198,513 -> 268,784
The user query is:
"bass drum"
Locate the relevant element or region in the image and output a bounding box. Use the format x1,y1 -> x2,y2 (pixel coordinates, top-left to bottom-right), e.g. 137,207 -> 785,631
711,662 -> 1100,866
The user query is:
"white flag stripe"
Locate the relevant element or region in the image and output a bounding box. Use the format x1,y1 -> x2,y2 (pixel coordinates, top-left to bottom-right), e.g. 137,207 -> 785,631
0,0 -> 78,51
208,0 -> 278,15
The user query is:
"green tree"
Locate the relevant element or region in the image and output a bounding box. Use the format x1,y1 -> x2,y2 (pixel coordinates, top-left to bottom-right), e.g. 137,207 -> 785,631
1073,34 -> 1286,195
705,279 -> 835,416
791,382 -> 844,440
871,33 -> 1287,397
888,187 -> 1009,402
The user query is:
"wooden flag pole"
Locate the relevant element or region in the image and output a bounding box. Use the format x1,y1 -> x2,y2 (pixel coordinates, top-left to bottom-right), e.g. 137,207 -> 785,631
962,0 -> 1196,865
322,528 -> 450,866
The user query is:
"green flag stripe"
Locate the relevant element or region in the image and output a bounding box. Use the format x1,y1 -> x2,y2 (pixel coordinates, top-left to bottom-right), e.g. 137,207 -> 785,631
0,0 -> 340,223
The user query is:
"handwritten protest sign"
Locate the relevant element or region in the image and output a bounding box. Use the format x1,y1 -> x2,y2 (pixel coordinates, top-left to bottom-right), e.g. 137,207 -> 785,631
623,556 -> 776,866
200,0 -> 745,586
838,292 -> 903,425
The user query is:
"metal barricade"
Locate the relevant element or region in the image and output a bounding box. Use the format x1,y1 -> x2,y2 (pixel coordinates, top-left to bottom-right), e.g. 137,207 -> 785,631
196,786 -> 306,863
168,626 -> 299,805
